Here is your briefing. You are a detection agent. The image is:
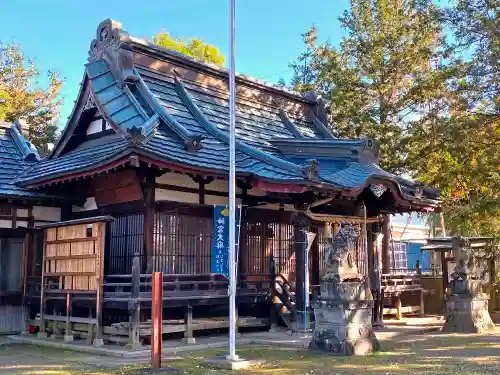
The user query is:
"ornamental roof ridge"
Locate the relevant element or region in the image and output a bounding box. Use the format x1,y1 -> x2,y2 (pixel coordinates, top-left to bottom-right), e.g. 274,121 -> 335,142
89,19 -> 318,105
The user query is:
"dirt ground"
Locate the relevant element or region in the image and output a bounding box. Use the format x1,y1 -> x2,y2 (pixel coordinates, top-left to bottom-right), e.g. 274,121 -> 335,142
1,332 -> 500,374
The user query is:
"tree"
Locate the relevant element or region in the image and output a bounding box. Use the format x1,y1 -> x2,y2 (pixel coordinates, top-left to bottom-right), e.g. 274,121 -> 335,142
410,0 -> 499,237
0,42 -> 62,153
288,25 -> 319,93
152,31 -> 225,66
288,0 -> 450,174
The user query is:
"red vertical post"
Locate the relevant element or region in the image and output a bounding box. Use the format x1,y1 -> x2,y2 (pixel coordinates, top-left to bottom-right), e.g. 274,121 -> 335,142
151,272 -> 163,369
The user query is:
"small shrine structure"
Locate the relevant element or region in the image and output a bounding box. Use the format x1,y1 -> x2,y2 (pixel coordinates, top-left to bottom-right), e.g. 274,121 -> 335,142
422,236 -> 496,333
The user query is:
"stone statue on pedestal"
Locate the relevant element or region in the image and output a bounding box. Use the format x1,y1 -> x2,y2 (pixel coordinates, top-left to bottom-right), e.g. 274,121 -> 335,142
323,225 -> 363,282
442,236 -> 494,333
309,224 -> 379,356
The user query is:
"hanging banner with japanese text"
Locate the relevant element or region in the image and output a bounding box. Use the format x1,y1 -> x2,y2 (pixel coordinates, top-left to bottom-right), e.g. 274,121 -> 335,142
211,205 -> 241,278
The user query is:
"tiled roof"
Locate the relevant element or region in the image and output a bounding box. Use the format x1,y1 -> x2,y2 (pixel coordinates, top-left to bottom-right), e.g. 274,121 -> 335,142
16,135 -> 131,183
15,19 -> 440,208
0,121 -> 58,200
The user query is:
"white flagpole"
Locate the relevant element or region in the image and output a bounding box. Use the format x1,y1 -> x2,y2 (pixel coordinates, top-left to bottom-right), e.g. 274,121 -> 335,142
227,0 -> 238,361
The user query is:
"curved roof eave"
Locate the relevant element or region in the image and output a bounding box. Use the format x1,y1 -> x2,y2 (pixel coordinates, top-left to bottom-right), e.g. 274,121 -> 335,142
172,76 -> 310,180
320,163 -> 440,209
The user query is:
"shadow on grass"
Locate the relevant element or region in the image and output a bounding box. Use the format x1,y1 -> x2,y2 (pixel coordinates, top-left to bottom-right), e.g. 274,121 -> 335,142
156,334 -> 500,375
2,334 -> 500,375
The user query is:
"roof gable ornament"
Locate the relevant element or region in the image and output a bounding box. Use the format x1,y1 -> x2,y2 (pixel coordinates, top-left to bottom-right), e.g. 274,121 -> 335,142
301,159 -> 320,179
88,19 -> 138,88
370,184 -> 387,198
358,137 -> 380,164
83,92 -> 96,111
10,121 -> 40,162
126,113 -> 160,145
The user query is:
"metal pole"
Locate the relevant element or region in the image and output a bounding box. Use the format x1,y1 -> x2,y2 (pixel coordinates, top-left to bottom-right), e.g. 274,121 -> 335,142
227,0 -> 238,362
151,272 -> 163,368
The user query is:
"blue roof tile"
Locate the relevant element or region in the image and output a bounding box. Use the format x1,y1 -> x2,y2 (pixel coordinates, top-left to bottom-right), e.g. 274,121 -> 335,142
0,122 -> 59,199
13,33 -> 439,207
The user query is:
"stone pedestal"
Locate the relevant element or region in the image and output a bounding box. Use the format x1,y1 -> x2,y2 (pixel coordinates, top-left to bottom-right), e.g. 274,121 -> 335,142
441,237 -> 495,334
309,281 -> 379,356
442,294 -> 495,333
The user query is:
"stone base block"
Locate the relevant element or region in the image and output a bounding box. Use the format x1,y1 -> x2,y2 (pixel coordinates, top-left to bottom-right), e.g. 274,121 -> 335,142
309,296 -> 379,356
37,332 -> 48,339
63,335 -> 74,343
202,356 -> 266,370
308,326 -> 380,356
93,338 -> 104,347
442,295 -> 495,334
183,337 -> 196,344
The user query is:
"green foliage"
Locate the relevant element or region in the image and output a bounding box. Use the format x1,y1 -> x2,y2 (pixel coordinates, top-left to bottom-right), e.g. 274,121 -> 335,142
288,0 -> 499,237
289,0 -> 449,174
0,42 -> 62,154
410,0 -> 499,237
152,31 -> 225,66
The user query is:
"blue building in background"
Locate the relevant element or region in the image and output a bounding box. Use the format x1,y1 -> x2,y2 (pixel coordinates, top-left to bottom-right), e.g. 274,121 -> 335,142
390,214 -> 433,273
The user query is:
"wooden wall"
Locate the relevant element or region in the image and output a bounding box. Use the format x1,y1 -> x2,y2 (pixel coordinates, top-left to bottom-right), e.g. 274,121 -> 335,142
43,222 -> 105,291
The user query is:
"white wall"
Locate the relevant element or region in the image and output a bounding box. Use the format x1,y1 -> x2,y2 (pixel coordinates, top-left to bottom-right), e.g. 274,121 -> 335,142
155,173 -> 245,205
155,188 -> 198,204
156,172 -> 198,189
0,220 -> 12,228
0,205 -> 60,228
16,209 -> 28,217
391,224 -> 429,242
86,119 -> 103,135
33,206 -> 60,223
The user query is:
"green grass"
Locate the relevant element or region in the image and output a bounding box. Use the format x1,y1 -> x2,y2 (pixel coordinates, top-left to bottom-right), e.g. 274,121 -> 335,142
2,334 -> 500,374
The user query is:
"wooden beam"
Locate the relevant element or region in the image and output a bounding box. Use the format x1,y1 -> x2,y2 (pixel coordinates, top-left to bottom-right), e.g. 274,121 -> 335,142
198,180 -> 205,205
11,208 -> 17,228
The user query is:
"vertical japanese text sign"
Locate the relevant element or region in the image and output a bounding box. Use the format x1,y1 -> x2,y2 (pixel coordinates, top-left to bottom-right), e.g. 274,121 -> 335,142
211,205 -> 241,278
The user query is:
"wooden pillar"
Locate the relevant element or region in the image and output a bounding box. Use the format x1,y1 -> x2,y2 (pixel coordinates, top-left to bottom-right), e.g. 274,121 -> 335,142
382,215 -> 391,274
64,293 -> 73,342
37,230 -> 47,339
143,173 -> 156,273
52,307 -> 62,338
86,307 -> 94,345
129,253 -> 141,348
310,225 -> 320,289
93,222 -> 105,347
367,229 -> 374,289
293,211 -> 309,329
184,305 -> 195,344
11,206 -> 17,228
441,251 -> 448,294
198,180 -> 205,204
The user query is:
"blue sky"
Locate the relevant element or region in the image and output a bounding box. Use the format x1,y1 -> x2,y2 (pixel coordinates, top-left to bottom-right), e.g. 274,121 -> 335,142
0,0 -> 349,125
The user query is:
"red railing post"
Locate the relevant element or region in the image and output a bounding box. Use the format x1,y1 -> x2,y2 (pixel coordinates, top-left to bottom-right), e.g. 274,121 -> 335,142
151,272 -> 163,368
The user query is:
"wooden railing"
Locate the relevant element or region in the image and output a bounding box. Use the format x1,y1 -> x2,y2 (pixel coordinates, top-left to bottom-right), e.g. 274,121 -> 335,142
381,272 -> 425,319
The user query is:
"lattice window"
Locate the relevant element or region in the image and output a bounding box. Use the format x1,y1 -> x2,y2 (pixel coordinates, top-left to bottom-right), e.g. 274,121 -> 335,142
390,242 -> 408,272
107,213 -> 144,274
153,212 -> 213,274
241,221 -> 294,277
